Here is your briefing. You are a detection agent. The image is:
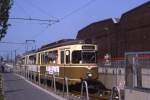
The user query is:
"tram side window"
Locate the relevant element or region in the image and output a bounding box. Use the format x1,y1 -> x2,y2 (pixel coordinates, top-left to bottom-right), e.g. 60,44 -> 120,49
29,55 -> 36,64
45,52 -> 49,64
41,53 -> 45,64
38,54 -> 40,64
25,57 -> 27,64
61,51 -> 64,64
47,51 -> 58,64
72,51 -> 81,64
22,58 -> 25,64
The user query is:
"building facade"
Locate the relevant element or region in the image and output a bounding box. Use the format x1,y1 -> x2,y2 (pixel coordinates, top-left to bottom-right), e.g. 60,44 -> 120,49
76,2 -> 150,99
76,1 -> 150,59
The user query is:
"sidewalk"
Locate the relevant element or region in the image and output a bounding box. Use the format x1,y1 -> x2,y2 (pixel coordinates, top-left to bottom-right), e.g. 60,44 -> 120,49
3,73 -> 61,100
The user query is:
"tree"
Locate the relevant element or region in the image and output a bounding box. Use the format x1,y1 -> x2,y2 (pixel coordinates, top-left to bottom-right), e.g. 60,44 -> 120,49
0,0 -> 13,40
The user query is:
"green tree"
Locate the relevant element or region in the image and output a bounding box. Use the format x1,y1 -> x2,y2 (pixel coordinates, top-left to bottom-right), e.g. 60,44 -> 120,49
0,0 -> 13,40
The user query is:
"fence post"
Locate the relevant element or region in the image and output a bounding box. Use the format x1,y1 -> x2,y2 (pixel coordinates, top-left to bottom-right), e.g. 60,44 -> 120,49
44,72 -> 47,88
51,74 -> 56,92
63,77 -> 69,98
81,81 -> 89,100
110,87 -> 121,100
38,72 -> 41,85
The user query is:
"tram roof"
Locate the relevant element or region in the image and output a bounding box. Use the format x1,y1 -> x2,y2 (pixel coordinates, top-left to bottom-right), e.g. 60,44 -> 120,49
23,39 -> 94,55
38,39 -> 86,51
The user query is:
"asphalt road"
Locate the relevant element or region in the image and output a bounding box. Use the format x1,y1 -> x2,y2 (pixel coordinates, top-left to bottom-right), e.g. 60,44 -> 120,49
3,73 -> 59,100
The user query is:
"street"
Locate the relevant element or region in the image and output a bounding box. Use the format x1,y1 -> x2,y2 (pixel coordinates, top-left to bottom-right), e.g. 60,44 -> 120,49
3,73 -> 61,100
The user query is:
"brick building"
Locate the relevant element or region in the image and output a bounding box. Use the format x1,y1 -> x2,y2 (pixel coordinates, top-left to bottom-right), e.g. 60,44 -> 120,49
76,1 -> 150,59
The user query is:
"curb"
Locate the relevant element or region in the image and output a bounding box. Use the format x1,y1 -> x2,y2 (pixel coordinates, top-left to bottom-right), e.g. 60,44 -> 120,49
15,74 -> 66,100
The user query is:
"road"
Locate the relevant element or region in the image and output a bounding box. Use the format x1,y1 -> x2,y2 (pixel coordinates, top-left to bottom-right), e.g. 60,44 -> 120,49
3,73 -> 61,100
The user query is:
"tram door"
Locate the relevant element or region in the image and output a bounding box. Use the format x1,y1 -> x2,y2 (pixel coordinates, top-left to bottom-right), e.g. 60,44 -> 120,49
61,50 -> 70,64
60,50 -> 70,78
65,50 -> 70,64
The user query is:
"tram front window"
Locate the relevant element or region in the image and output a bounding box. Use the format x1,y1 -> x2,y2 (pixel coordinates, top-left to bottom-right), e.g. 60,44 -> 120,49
72,51 -> 81,64
72,50 -> 96,64
82,51 -> 96,63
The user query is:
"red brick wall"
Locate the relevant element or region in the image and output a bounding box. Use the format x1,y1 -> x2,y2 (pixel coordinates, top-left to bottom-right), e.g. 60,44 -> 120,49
76,19 -> 117,58
119,1 -> 150,55
76,1 -> 150,59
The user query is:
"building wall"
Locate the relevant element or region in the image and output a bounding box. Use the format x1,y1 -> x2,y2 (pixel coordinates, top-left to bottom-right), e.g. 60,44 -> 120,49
118,2 -> 150,56
77,19 -> 117,58
76,1 -> 150,94
76,1 -> 150,58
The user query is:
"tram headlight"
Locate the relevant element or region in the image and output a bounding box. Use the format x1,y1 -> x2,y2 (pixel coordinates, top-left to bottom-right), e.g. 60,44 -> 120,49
99,93 -> 103,97
115,96 -> 119,99
87,73 -> 92,77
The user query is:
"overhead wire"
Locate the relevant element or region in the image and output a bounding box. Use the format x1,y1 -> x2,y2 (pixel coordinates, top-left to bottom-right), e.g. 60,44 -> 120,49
30,0 -> 97,39
8,17 -> 59,22
21,0 -> 59,20
9,0 -> 59,25
4,0 -> 97,46
60,0 -> 97,20
0,41 -> 26,45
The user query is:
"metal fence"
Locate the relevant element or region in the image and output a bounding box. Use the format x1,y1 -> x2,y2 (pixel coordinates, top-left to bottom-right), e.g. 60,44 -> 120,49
14,65 -> 114,100
125,51 -> 150,89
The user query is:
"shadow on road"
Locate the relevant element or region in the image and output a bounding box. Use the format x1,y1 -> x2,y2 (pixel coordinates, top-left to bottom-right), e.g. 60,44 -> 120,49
4,78 -> 23,82
5,88 -> 24,94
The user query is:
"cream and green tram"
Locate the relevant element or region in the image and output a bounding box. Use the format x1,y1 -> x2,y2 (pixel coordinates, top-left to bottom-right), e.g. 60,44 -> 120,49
21,51 -> 38,79
36,39 -> 98,84
22,39 -> 98,85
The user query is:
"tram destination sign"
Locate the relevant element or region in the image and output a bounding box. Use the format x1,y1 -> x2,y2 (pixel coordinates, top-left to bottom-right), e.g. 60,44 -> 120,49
82,46 -> 95,50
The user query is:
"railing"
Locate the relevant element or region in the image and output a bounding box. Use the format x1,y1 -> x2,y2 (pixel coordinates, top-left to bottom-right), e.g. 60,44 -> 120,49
81,81 -> 89,100
16,67 -> 113,100
110,87 -> 121,100
0,74 -> 4,100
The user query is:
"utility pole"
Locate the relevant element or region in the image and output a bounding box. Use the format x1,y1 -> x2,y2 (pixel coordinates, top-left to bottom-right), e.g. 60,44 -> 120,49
14,50 -> 16,65
25,40 -> 36,52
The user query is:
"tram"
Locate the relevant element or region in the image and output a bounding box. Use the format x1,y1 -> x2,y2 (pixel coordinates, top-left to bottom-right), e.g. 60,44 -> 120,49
22,39 -> 97,82
21,39 -> 108,95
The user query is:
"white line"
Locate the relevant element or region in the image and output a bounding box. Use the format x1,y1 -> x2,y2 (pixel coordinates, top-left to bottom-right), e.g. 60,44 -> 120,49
15,74 -> 66,100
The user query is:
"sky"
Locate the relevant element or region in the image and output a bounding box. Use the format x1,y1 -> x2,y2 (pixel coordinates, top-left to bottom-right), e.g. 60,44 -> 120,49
0,0 -> 149,57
